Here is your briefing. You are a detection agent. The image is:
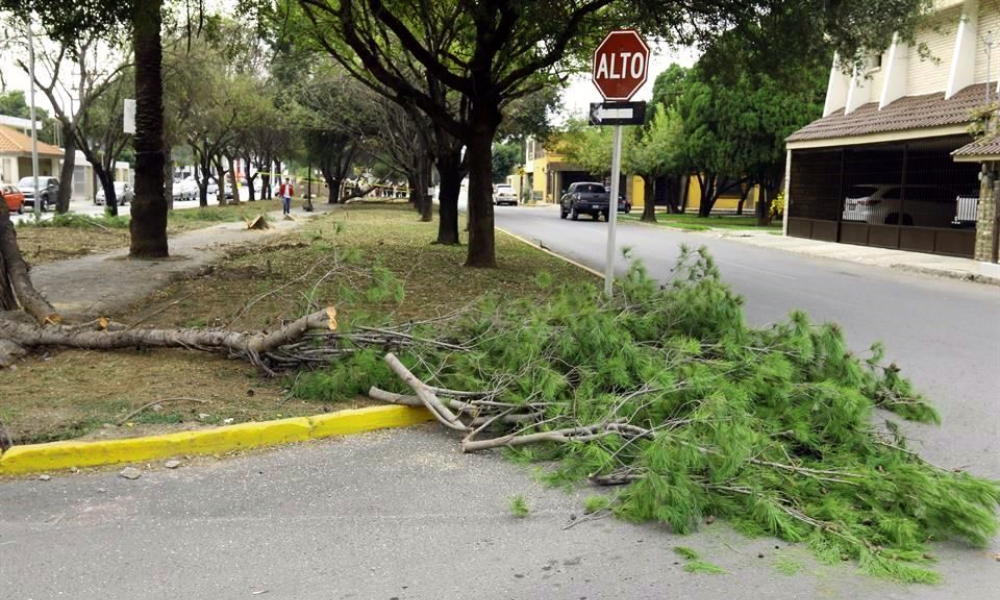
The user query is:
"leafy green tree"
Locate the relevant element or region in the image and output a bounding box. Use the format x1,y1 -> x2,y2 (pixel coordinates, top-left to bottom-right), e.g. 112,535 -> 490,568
624,104 -> 683,222
283,0 -> 926,267
491,141 -> 521,184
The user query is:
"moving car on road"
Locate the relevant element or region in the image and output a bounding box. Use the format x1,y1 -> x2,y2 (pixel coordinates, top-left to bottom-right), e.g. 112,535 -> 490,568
560,182 -> 630,220
17,176 -> 59,212
1,183 -> 25,214
94,182 -> 134,206
493,184 -> 517,206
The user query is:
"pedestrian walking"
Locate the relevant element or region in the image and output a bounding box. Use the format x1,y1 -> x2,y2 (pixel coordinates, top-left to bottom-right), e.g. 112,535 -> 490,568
279,177 -> 294,215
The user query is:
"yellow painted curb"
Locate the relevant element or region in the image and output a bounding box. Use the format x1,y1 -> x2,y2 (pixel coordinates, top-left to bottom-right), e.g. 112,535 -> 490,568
496,227 -> 604,279
0,405 -> 434,476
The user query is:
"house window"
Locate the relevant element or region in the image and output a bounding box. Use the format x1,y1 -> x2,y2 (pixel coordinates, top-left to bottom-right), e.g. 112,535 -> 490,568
869,54 -> 883,70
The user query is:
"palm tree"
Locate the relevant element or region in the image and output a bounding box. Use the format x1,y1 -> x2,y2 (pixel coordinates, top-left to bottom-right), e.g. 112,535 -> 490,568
129,0 -> 168,258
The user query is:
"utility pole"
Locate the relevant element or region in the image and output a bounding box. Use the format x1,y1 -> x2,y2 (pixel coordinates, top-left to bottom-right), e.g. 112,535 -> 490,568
27,17 -> 40,218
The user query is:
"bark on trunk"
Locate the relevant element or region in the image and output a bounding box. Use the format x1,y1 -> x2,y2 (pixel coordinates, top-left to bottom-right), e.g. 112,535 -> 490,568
245,157 -> 256,201
0,203 -> 59,324
129,0 -> 168,258
640,175 -> 657,223
55,127 -> 76,213
436,161 -> 463,245
95,168 -> 117,217
163,156 -> 174,211
465,120 -> 497,268
697,174 -> 717,218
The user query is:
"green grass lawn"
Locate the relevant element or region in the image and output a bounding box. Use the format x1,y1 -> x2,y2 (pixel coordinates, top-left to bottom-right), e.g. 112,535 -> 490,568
622,211 -> 780,231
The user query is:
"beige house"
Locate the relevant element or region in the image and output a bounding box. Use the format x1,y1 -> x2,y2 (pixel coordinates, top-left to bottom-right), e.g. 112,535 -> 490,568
0,123 -> 62,185
785,0 -> 993,259
0,123 -> 132,202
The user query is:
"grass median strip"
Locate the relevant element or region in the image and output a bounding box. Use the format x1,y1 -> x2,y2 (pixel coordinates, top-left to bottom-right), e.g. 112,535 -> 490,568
0,204 -> 595,446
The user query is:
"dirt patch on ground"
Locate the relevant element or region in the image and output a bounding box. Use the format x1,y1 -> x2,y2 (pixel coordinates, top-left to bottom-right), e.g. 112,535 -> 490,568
2,204 -> 595,444
16,227 -> 131,265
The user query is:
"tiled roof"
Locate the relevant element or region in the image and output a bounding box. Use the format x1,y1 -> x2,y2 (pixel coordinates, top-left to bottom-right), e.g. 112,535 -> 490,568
787,83 -> 989,143
952,134 -> 1000,159
0,124 -> 63,157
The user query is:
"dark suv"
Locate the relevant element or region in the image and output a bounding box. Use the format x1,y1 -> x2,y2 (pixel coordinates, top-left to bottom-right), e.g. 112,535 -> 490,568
17,176 -> 60,212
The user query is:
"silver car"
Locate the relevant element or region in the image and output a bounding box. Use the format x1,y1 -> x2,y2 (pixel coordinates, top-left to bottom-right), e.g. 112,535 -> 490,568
95,182 -> 133,205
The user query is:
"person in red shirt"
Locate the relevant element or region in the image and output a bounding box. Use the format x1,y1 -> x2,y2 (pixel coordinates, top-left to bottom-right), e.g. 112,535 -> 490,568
279,178 -> 294,215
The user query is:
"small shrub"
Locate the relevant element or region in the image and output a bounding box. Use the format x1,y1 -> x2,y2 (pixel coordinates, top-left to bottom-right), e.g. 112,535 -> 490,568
509,495 -> 530,518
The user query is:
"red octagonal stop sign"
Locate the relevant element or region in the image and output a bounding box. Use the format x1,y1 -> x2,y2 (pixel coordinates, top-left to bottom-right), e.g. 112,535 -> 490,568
592,30 -> 650,101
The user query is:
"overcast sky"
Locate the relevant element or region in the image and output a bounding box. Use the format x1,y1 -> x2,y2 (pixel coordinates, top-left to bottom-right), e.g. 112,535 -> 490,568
556,42 -> 700,122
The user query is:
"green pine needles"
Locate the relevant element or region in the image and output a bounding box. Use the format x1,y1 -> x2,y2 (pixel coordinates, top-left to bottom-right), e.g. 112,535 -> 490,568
314,245 -> 999,584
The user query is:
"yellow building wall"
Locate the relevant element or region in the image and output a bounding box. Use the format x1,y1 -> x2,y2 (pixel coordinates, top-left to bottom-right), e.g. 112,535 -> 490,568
631,176 -> 645,208
684,176 -> 760,213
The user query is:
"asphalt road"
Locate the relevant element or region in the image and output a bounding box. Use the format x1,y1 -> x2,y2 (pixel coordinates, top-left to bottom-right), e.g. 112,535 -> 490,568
494,205 -> 1000,480
2,204 -> 998,599
3,426 -> 997,600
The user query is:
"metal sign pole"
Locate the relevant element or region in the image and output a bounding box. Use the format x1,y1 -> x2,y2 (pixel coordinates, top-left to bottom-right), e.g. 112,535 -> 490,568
27,19 -> 40,218
604,124 -> 623,296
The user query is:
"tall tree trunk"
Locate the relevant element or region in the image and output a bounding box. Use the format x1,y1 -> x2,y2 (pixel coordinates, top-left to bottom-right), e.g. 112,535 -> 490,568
55,126 -> 75,213
95,167 -> 117,217
464,109 -> 498,268
640,175 -> 656,223
698,174 -> 717,218
129,0 -> 168,258
245,157 -> 255,201
436,158 -> 463,245
736,183 -> 752,216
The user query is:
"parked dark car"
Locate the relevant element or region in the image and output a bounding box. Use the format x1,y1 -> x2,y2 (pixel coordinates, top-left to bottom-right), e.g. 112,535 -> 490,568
559,182 -> 631,220
17,176 -> 59,211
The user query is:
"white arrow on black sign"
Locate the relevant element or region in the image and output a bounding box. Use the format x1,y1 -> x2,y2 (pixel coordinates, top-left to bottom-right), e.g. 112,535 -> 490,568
589,101 -> 646,126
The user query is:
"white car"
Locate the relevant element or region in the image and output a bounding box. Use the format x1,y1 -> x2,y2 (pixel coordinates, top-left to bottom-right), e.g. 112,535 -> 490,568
841,184 -> 960,228
173,177 -> 199,201
94,182 -> 133,205
493,184 -> 517,206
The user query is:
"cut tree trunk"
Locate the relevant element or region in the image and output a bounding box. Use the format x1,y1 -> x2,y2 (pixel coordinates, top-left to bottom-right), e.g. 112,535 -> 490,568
1,307 -> 338,372
0,203 -> 59,324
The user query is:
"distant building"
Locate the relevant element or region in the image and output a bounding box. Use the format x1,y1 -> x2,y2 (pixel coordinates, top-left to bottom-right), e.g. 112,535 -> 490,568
0,123 -> 131,202
785,0 -> 990,259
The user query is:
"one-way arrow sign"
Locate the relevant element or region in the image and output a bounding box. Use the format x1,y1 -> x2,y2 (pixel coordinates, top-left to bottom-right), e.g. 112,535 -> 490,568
589,101 -> 646,126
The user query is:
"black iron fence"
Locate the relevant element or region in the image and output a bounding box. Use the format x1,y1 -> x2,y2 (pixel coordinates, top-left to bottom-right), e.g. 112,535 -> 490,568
788,136 -> 981,257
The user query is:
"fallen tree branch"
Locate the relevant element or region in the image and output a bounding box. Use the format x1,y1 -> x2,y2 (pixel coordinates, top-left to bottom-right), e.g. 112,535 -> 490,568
383,353 -> 470,432
0,307 -> 338,369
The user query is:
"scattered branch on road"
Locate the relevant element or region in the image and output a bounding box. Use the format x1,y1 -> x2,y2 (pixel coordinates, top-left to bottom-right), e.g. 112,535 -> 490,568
117,397 -> 209,425
358,246 -> 999,584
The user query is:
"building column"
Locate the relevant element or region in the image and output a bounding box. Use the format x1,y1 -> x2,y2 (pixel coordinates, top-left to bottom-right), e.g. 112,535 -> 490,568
782,149 -> 792,236
974,163 -> 999,263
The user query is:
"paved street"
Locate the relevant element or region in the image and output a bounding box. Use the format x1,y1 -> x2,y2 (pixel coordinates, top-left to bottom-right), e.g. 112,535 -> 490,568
494,205 -> 1000,481
2,426 -> 997,600
8,191 -> 239,225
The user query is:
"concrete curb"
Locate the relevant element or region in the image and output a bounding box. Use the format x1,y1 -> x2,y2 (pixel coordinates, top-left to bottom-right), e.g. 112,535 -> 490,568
496,226 -> 604,279
0,405 -> 433,476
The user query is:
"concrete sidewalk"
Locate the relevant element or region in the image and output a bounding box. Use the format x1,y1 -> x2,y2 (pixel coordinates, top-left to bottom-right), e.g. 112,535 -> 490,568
28,203 -> 336,319
709,229 -> 1000,285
